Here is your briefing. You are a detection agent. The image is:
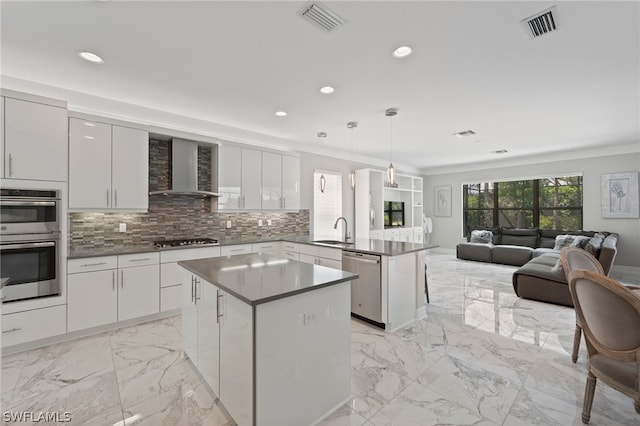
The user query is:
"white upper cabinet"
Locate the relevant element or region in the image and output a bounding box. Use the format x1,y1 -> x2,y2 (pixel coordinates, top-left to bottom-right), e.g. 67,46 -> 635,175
219,142 -> 300,211
111,126 -> 149,209
3,96 -> 68,181
69,117 -> 148,211
282,154 -> 300,210
218,145 -> 261,210
241,148 -> 262,209
261,151 -> 282,209
218,144 -> 242,209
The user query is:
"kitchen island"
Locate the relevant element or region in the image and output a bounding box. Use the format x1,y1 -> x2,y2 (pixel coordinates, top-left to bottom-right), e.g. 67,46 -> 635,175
178,253 -> 357,426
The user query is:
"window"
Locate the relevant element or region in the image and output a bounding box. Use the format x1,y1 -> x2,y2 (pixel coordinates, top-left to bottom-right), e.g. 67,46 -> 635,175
313,171 -> 342,238
463,175 -> 582,235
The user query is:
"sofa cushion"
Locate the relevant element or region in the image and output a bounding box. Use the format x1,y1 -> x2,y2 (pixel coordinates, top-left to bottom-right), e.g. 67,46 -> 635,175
539,229 -> 563,249
491,245 -> 533,266
456,243 -> 493,263
500,228 -> 538,248
470,230 -> 493,244
515,254 -> 566,283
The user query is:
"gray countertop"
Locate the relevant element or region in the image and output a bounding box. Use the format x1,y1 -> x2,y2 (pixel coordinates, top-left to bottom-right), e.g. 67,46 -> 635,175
68,234 -> 437,259
178,253 -> 358,306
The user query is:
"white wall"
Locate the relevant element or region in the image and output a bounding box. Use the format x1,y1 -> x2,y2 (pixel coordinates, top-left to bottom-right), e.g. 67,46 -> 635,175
423,152 -> 640,268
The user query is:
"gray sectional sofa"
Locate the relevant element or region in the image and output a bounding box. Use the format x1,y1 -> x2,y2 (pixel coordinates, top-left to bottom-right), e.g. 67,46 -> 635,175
456,228 -> 619,306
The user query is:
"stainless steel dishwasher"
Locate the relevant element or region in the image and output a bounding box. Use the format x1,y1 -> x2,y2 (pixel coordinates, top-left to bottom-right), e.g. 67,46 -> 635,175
342,251 -> 382,326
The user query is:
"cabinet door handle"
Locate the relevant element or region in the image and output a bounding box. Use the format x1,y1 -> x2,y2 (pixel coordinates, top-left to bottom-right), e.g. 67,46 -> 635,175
191,276 -> 195,303
120,270 -> 124,288
2,328 -> 21,334
230,248 -> 244,252
106,189 -> 110,207
128,258 -> 151,262
80,262 -> 107,267
8,154 -> 13,176
112,270 -> 115,291
194,278 -> 201,302
217,291 -> 224,323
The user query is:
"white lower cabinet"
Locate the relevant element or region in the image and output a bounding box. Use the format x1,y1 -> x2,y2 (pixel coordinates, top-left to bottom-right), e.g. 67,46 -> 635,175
118,263 -> 159,321
68,269 -> 118,331
67,253 -> 159,332
1,305 -> 67,347
251,242 -> 280,254
221,244 -> 252,257
181,269 -> 252,422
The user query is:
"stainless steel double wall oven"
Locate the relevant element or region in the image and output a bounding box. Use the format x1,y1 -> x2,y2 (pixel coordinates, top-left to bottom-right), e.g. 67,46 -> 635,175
0,188 -> 61,303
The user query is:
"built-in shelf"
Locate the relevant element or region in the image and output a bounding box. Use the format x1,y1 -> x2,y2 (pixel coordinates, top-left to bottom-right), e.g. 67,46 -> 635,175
355,169 -> 424,242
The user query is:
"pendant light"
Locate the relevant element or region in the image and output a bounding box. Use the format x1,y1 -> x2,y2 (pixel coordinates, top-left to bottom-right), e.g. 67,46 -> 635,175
347,121 -> 358,190
317,132 -> 327,193
385,108 -> 398,187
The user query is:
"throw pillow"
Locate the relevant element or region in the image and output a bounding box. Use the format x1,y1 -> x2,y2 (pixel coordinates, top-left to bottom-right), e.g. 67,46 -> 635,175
569,235 -> 591,250
551,258 -> 564,274
586,233 -> 605,257
553,234 -> 575,250
470,230 -> 493,244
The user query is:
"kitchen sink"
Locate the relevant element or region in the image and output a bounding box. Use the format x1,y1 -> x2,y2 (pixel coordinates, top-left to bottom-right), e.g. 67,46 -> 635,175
313,240 -> 354,246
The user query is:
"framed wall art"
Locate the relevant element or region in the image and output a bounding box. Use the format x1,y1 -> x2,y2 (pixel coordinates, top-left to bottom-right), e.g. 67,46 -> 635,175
434,185 -> 452,217
601,172 -> 639,219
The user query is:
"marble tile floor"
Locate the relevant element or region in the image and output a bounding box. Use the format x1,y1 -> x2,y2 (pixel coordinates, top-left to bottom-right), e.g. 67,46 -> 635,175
2,249 -> 639,425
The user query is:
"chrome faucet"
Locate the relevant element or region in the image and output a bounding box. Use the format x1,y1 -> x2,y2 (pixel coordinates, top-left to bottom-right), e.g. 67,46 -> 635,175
333,217 -> 351,241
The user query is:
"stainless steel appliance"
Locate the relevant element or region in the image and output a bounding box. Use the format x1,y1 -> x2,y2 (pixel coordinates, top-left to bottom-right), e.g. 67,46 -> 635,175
153,238 -> 219,248
342,251 -> 382,326
0,189 -> 61,303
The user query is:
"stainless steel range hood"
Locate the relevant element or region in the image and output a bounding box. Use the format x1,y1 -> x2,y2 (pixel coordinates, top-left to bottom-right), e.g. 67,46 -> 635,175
149,138 -> 219,197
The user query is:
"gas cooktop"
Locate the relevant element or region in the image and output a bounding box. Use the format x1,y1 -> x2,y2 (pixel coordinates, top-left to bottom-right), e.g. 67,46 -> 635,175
153,238 -> 219,248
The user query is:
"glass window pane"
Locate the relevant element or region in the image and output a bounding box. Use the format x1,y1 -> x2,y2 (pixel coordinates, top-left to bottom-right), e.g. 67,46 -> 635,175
464,183 -> 494,209
539,176 -> 582,208
498,209 -> 533,228
539,209 -> 582,230
498,181 -> 534,208
464,210 -> 494,232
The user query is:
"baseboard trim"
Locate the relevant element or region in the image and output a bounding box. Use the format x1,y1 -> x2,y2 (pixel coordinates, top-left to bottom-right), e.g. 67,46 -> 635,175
2,309 -> 181,355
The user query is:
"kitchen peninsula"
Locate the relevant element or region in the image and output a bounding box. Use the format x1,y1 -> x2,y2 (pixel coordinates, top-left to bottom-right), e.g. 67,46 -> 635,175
178,253 -> 357,426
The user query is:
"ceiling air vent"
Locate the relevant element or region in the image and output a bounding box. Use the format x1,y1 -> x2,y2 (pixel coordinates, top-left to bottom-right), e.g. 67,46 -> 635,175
522,6 -> 558,39
298,1 -> 345,33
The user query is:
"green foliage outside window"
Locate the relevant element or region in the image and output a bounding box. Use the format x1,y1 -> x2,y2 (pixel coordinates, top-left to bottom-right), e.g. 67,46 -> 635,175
463,176 -> 583,235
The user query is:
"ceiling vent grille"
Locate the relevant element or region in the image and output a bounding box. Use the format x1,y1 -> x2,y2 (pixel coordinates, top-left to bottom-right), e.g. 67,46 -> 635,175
298,2 -> 345,33
522,6 -> 558,39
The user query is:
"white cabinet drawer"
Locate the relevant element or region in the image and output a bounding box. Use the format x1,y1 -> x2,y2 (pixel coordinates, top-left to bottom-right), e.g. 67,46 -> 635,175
317,257 -> 342,270
370,230 -> 384,239
118,252 -> 159,268
317,247 -> 342,261
252,242 -> 280,253
2,305 -> 66,348
282,251 -> 299,261
221,244 -> 252,256
160,247 -> 221,263
298,253 -> 315,265
68,256 -> 118,274
298,243 -> 319,257
281,242 -> 300,253
161,285 -> 182,312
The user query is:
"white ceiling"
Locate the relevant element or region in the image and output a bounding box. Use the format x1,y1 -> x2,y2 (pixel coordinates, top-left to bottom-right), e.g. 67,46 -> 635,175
1,1 -> 639,174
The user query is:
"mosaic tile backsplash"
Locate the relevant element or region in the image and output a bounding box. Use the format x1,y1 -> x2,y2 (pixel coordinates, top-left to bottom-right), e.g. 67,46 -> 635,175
68,139 -> 309,250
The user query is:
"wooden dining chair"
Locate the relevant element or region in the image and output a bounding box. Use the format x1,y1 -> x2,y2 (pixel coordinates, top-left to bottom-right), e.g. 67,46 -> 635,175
560,247 -> 604,363
568,269 -> 640,424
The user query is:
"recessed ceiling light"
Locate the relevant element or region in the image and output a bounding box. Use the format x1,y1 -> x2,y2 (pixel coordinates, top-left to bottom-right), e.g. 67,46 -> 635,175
320,86 -> 335,94
453,130 -> 476,138
393,46 -> 413,58
78,51 -> 104,63
491,149 -> 509,154
275,111 -> 288,117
